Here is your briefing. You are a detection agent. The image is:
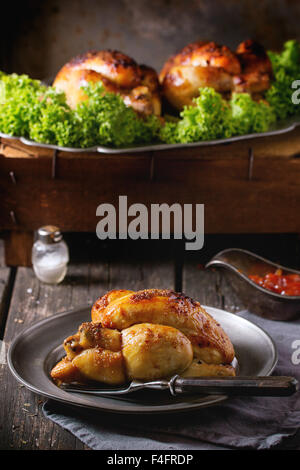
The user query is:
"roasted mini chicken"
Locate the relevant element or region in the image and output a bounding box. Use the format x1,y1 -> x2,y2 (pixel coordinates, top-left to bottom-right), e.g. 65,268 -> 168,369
53,50 -> 161,116
160,39 -> 273,110
234,40 -> 273,96
51,289 -> 236,386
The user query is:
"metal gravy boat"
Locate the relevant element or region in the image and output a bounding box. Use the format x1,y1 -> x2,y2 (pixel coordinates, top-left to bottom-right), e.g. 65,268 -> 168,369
206,248 -> 300,321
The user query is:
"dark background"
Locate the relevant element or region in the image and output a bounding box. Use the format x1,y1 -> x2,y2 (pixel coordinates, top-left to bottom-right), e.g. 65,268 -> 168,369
1,0 -> 300,80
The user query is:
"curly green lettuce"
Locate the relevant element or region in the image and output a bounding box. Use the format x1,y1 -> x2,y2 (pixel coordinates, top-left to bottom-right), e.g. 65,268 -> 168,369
0,73 -> 47,136
28,87 -> 80,147
266,39 -> 300,119
0,75 -> 161,148
161,88 -> 233,144
75,82 -> 161,148
230,93 -> 276,135
160,88 -> 276,143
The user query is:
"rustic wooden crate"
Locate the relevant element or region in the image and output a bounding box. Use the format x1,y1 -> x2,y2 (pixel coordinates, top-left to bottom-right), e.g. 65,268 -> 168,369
1,129 -> 300,266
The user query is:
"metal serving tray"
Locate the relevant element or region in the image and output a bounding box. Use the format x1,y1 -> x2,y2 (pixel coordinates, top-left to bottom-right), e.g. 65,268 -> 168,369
0,116 -> 299,155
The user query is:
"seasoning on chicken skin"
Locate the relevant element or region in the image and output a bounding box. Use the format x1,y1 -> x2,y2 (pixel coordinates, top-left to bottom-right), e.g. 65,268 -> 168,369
160,39 -> 273,110
51,289 -> 236,386
53,50 -> 161,116
234,39 -> 273,96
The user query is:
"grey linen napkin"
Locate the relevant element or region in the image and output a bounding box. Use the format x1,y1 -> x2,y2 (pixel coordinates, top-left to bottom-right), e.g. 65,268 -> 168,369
43,311 -> 300,450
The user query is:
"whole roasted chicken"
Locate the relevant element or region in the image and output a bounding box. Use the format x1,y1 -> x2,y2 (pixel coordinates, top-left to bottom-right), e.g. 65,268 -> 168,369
160,39 -> 273,110
53,50 -> 161,116
51,289 -> 236,386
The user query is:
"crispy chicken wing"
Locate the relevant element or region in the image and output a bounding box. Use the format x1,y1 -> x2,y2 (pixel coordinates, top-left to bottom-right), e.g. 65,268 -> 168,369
53,50 -> 161,116
160,39 -> 273,110
51,289 -> 236,386
52,321 -> 125,385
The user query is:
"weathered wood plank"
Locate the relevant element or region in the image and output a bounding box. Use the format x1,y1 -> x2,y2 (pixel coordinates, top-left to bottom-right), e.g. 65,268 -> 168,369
0,266 -> 88,450
0,238 -> 12,336
3,231 -> 34,267
0,266 -> 12,336
3,153 -> 300,238
0,237 -> 177,450
0,238 -> 5,267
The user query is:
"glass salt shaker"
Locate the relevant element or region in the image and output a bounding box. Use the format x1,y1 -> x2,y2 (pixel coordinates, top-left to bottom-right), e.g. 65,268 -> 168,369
32,226 -> 69,284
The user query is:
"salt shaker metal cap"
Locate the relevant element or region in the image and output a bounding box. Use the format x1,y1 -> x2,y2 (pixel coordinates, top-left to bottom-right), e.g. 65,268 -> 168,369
37,225 -> 63,244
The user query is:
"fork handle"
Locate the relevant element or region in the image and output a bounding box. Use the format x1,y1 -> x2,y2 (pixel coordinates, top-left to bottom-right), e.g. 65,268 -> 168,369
171,376 -> 298,397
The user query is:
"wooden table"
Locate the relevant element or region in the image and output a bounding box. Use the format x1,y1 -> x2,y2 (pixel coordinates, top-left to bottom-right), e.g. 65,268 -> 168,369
1,233 -> 300,450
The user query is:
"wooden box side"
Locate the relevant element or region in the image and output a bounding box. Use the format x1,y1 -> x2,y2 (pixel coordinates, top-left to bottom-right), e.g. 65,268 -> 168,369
1,129 -> 300,235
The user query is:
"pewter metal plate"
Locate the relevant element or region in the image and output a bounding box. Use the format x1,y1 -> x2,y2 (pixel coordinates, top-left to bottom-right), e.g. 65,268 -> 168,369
7,305 -> 277,414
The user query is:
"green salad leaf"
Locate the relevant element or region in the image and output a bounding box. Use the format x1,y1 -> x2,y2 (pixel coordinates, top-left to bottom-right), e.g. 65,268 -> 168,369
0,73 -> 46,137
28,87 -> 80,147
75,82 -> 161,148
161,88 -> 233,144
266,39 -> 300,120
230,93 -> 276,134
161,89 -> 276,143
0,76 -> 161,148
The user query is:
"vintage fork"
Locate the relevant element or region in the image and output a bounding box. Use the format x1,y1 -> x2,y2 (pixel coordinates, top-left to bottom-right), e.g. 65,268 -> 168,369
60,375 -> 298,397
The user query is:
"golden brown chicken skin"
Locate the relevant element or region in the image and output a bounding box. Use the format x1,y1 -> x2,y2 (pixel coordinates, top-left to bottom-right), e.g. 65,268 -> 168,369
92,289 -> 235,365
122,323 -> 194,380
51,321 -> 126,385
160,41 -> 240,110
51,289 -> 236,386
160,41 -> 241,80
53,50 -> 161,116
160,39 -> 273,110
234,39 -> 273,95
